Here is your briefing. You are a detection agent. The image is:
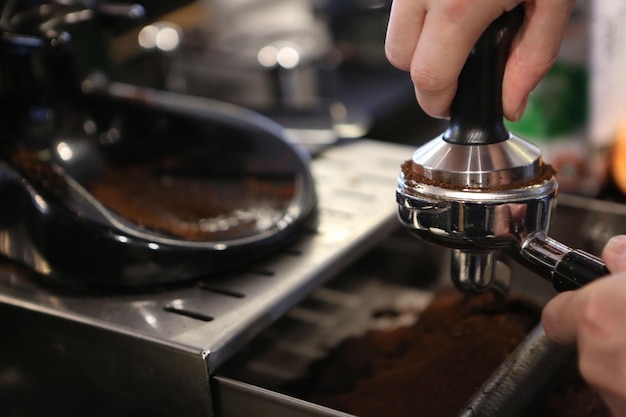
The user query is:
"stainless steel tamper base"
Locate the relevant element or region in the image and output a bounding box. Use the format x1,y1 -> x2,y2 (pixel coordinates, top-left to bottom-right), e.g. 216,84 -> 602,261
409,133 -> 543,189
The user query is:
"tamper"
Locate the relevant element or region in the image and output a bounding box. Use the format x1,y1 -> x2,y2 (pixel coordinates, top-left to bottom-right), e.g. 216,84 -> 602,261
396,6 -> 609,294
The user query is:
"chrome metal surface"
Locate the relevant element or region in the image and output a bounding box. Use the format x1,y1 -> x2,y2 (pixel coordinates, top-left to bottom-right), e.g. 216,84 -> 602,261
0,139 -> 407,368
398,142 -> 609,293
397,122 -> 614,293
215,227 -> 444,417
213,194 -> 622,417
396,179 -> 558,250
411,134 -> 542,188
3,172 -> 620,416
520,233 -> 572,272
451,249 -> 498,293
215,377 -> 354,417
399,174 -> 559,203
394,8 -> 605,294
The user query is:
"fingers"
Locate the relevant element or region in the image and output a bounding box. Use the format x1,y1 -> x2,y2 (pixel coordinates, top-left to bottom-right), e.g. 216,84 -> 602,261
385,0 -> 576,120
542,274 -> 626,417
541,290 -> 579,346
384,0 -> 426,72
542,235 -> 626,346
387,0 -> 513,118
503,0 -> 576,120
542,273 -> 626,344
409,2 -> 509,118
572,278 -> 626,403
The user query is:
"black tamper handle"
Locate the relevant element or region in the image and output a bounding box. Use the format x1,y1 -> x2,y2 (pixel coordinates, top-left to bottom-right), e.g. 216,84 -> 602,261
444,5 -> 525,145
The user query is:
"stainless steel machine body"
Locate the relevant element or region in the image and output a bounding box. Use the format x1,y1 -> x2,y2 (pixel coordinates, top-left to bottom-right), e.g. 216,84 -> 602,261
0,3 -> 619,417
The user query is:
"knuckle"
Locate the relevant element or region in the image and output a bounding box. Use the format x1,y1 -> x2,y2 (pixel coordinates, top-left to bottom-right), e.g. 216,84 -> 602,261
530,55 -> 558,79
410,67 -> 449,95
438,0 -> 479,21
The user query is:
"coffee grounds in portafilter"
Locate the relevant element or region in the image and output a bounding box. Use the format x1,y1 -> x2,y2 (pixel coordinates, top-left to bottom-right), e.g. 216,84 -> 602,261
401,159 -> 557,191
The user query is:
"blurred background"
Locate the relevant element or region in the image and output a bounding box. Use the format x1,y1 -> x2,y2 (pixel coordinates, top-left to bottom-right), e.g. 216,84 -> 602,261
91,0 -> 626,198
3,0 -> 626,196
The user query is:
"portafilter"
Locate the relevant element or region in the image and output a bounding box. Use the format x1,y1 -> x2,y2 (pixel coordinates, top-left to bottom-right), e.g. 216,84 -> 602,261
396,6 -> 608,294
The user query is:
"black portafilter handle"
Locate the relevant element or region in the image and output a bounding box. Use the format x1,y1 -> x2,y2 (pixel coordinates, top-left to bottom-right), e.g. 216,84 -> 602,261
519,234 -> 610,293
444,6 -> 524,145
553,250 -> 610,291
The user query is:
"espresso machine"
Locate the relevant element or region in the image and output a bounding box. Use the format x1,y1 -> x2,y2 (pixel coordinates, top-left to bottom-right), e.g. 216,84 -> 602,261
0,2 -> 622,417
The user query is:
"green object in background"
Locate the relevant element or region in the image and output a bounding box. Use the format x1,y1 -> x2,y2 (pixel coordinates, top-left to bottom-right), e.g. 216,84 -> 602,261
506,61 -> 588,140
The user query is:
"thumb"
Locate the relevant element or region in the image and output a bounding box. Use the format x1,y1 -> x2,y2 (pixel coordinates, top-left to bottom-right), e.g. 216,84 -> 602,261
601,235 -> 626,273
541,290 -> 578,346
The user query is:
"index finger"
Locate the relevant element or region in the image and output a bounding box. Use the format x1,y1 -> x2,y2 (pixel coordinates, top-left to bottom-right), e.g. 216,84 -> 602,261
385,0 -> 426,71
410,2 -> 522,118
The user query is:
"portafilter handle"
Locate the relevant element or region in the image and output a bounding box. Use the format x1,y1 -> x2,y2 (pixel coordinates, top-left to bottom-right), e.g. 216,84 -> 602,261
519,233 -> 610,292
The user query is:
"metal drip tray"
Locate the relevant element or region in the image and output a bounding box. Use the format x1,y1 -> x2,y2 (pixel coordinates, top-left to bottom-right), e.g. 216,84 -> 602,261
2,138 -> 624,416
0,139 -> 414,416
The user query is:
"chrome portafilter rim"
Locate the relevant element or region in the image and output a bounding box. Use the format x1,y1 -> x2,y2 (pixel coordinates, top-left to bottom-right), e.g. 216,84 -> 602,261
397,130 -> 558,249
396,157 -> 558,294
396,174 -> 559,249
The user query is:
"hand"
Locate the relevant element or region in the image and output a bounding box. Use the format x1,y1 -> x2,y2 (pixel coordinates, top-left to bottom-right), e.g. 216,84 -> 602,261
384,0 -> 576,120
542,235 -> 626,417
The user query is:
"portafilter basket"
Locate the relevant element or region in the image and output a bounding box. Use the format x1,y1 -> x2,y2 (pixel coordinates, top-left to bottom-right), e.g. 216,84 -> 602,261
396,6 -> 608,294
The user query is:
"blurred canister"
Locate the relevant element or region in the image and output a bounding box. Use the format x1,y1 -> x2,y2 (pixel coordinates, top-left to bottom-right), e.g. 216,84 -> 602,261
506,0 -> 626,196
